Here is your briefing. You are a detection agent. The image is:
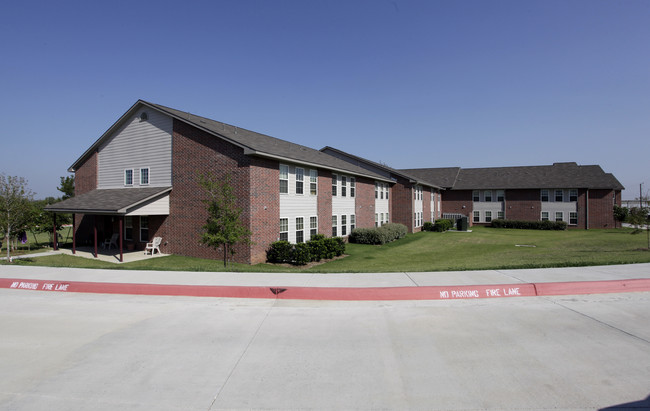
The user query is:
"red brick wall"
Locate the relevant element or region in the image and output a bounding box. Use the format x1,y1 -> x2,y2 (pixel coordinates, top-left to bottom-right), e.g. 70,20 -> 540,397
317,170 -> 333,236
504,189 -> 541,221
587,189 -> 616,229
248,157 -> 280,263
355,176 -> 375,229
441,190 -> 472,220
165,119 -> 254,263
390,176 -> 414,232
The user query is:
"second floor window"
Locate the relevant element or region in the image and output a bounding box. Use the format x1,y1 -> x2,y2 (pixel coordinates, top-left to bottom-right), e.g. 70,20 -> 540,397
350,177 -> 355,197
279,218 -> 288,241
496,190 -> 504,202
555,190 -> 564,202
310,170 -> 318,195
124,169 -> 134,186
569,189 -> 578,202
332,174 -> 337,196
484,190 -> 492,202
341,176 -> 347,197
140,168 -> 149,185
279,165 -> 289,194
541,189 -> 549,202
473,190 -> 480,202
296,168 -> 304,194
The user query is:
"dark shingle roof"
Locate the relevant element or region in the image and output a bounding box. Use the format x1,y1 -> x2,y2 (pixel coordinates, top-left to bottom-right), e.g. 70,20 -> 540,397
400,167 -> 461,189
44,187 -> 171,214
143,102 -> 390,181
320,146 -> 442,189
401,163 -> 624,190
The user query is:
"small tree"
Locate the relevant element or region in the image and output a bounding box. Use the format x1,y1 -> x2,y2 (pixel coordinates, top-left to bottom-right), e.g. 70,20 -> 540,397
198,172 -> 251,267
0,174 -> 34,261
58,175 -> 75,200
627,207 -> 650,249
613,205 -> 628,227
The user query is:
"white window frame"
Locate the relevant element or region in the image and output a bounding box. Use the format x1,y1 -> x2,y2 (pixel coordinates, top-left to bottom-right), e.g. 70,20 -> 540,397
350,177 -> 356,198
341,176 -> 347,197
496,190 -> 504,202
124,169 -> 134,186
484,190 -> 492,202
473,190 -> 480,202
341,215 -> 347,236
350,214 -> 356,231
310,216 -> 318,238
279,164 -> 289,194
569,189 -> 578,202
375,182 -> 378,199
140,167 -> 150,185
296,217 -> 304,243
555,211 -> 564,222
569,212 -> 578,225
375,213 -> 378,227
332,174 -> 337,197
473,210 -> 480,223
309,170 -> 318,195
279,218 -> 288,241
541,211 -> 549,221
555,190 -> 564,202
139,216 -> 149,242
497,211 -> 504,220
485,211 -> 492,223
332,215 -> 338,237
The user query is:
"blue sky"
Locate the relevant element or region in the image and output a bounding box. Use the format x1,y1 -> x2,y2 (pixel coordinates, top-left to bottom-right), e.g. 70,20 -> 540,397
1,0 -> 648,199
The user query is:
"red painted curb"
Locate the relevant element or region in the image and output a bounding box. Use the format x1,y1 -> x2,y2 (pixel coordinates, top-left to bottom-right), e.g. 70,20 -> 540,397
2,277 -> 649,300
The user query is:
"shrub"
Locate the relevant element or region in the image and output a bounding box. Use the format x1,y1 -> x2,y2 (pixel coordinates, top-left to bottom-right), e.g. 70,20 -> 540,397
349,223 -> 407,245
324,237 -> 345,258
490,219 -> 567,230
308,237 -> 326,262
422,221 -> 435,232
266,241 -> 293,263
292,243 -> 311,265
433,219 -> 453,232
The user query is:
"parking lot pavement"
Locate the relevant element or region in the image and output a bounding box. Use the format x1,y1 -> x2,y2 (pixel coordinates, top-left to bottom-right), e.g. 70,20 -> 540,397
1,289 -> 649,410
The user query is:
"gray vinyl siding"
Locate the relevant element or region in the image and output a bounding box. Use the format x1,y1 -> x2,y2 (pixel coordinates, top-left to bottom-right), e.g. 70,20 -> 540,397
97,109 -> 172,188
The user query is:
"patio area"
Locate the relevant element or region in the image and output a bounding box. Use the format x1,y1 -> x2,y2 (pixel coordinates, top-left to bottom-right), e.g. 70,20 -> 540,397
57,247 -> 168,264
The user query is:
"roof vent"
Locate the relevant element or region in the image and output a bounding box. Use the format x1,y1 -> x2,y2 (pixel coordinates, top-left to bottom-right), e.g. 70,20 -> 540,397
139,112 -> 148,122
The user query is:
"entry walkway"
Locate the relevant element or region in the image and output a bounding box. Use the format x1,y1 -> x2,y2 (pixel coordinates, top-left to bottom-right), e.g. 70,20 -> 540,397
1,262 -> 649,300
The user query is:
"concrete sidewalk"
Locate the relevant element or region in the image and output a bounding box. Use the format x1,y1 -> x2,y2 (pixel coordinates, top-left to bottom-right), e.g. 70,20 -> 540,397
1,262 -> 650,301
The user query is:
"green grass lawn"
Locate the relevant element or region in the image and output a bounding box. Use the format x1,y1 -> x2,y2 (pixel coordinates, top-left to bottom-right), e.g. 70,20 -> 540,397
1,226 -> 73,256
5,226 -> 650,272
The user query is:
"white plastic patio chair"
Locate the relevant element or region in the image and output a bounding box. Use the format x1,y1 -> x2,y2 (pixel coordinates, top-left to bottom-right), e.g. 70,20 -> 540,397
145,237 -> 162,255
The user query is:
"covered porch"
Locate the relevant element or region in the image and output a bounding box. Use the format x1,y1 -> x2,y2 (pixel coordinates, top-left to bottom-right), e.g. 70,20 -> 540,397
45,187 -> 172,263
56,246 -> 167,264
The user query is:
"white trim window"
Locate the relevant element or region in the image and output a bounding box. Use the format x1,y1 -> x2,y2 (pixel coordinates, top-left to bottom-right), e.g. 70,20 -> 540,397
310,216 -> 318,238
140,167 -> 150,185
350,177 -> 356,198
541,211 -> 549,221
555,211 -> 564,222
341,215 -> 347,236
569,189 -> 578,202
375,213 -> 379,227
332,174 -> 338,196
341,176 -> 347,197
309,170 -> 318,195
375,182 -> 379,199
484,190 -> 492,202
140,216 -> 149,242
473,190 -> 480,202
555,190 -> 564,202
332,215 -> 338,237
295,167 -> 304,195
350,214 -> 356,231
497,211 -> 504,220
296,217 -> 304,243
541,189 -> 549,202
124,169 -> 134,186
279,218 -> 288,241
496,190 -> 505,202
125,216 -> 133,241
279,164 -> 289,194
485,211 -> 492,223
569,212 -> 578,225
473,210 -> 480,223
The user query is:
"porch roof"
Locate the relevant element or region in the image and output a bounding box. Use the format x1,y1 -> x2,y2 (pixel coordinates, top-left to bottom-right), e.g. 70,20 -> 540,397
45,187 -> 172,215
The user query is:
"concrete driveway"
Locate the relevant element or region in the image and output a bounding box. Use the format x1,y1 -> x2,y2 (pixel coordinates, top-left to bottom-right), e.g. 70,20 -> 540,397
1,289 -> 648,410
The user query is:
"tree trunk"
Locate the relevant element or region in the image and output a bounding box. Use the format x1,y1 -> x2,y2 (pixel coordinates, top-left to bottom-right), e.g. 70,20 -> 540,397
223,244 -> 228,268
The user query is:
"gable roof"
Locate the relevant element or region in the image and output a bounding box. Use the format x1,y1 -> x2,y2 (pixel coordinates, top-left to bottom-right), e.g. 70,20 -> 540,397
401,163 -> 624,191
69,100 -> 391,182
400,167 -> 460,189
44,186 -> 172,215
321,146 -> 442,189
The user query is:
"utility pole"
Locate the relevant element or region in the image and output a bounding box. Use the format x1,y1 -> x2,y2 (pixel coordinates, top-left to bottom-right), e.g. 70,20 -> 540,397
642,183 -> 645,208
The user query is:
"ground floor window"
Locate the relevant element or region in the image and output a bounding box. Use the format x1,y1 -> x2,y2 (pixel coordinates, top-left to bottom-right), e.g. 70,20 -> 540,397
541,211 -> 549,221
555,212 -> 563,222
350,214 -> 356,231
332,216 -> 337,237
341,215 -> 347,236
310,216 -> 318,238
375,213 -> 378,227
485,211 -> 492,223
280,218 -> 288,241
140,216 -> 149,242
497,211 -> 504,220
296,217 -> 304,243
570,212 -> 578,225
125,216 -> 133,241
473,211 -> 480,223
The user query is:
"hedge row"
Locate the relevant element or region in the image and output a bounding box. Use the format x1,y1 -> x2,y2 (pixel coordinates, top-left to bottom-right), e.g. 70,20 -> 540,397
423,219 -> 454,232
267,235 -> 346,265
490,219 -> 567,230
348,223 -> 408,245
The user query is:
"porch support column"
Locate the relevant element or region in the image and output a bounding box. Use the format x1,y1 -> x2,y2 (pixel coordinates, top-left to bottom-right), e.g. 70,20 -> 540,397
119,216 -> 123,263
72,214 -> 76,254
94,216 -> 98,258
53,214 -> 58,251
